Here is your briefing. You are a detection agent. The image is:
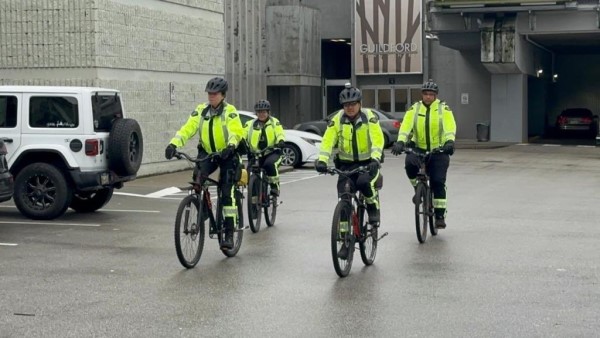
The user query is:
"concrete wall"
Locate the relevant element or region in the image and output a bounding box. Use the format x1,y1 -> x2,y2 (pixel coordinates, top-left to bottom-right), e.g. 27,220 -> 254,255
491,74 -> 527,142
0,0 -> 225,176
302,0 -> 350,40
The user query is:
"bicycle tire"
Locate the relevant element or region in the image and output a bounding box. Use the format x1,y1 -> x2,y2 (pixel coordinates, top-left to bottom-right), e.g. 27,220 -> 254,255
359,205 -> 377,265
221,190 -> 244,257
247,175 -> 262,233
428,188 -> 438,236
174,194 -> 206,268
331,201 -> 354,277
414,183 -> 429,243
264,180 -> 277,227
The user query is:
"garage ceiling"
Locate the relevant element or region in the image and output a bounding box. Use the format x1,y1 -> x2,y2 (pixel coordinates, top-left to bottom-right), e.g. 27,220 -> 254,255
527,33 -> 600,53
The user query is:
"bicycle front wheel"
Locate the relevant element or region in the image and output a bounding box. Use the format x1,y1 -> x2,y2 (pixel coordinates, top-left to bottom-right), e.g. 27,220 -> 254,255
414,183 -> 429,244
264,181 -> 277,227
221,190 -> 244,257
247,175 -> 262,233
331,201 -> 354,277
359,205 -> 377,265
174,194 -> 206,268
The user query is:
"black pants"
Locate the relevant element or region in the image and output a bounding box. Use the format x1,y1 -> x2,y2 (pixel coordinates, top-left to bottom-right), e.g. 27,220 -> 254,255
337,161 -> 379,208
405,152 -> 450,217
195,148 -> 240,228
258,151 -> 281,179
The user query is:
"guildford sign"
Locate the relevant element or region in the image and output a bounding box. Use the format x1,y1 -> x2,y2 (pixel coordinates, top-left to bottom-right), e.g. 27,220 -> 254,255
355,0 -> 423,75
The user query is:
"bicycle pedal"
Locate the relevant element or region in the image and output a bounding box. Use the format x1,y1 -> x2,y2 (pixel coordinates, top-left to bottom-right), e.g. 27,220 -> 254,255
376,232 -> 389,241
241,225 -> 250,230
208,234 -> 217,239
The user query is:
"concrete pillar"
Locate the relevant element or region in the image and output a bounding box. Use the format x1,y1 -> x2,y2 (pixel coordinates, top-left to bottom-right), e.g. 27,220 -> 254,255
491,74 -> 527,142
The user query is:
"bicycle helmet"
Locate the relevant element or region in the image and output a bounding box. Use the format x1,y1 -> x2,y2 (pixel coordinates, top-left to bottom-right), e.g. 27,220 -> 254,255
254,99 -> 271,111
421,79 -> 439,93
205,77 -> 229,93
339,83 -> 362,104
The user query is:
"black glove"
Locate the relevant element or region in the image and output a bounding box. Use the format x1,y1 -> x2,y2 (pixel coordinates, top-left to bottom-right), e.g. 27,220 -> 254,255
368,159 -> 380,175
443,140 -> 455,155
315,160 -> 328,173
391,141 -> 405,156
221,144 -> 236,160
165,144 -> 177,160
275,140 -> 285,149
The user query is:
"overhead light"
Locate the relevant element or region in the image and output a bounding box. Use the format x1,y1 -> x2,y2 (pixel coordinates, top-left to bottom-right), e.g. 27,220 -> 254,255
329,38 -> 347,42
346,42 -> 352,45
552,74 -> 558,82
425,33 -> 439,40
536,69 -> 543,77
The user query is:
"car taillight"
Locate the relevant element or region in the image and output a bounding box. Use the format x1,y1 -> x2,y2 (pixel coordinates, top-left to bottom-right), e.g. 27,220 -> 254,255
557,116 -> 567,125
85,139 -> 99,156
581,117 -> 592,124
393,120 -> 401,129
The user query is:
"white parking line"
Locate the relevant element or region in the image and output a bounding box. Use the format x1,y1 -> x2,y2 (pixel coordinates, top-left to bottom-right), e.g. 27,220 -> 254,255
102,209 -> 160,213
0,243 -> 18,246
0,221 -> 100,227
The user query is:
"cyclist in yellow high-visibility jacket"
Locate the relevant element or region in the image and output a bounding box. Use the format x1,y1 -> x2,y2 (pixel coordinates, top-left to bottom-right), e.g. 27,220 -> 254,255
244,99 -> 285,196
391,79 -> 457,229
164,77 -> 244,250
315,84 -> 385,233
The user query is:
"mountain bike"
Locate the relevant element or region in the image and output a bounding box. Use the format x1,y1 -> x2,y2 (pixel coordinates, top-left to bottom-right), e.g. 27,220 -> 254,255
247,147 -> 281,233
404,147 -> 444,243
326,166 -> 388,277
173,151 -> 245,268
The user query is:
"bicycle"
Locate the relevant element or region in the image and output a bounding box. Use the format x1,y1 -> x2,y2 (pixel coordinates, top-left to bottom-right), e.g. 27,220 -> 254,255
326,166 -> 388,277
173,151 -> 245,268
247,146 -> 281,233
404,147 -> 444,243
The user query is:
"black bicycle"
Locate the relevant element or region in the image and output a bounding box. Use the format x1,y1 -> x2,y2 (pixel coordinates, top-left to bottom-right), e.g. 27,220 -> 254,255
326,166 -> 388,277
173,151 -> 245,268
247,147 -> 280,233
404,147 -> 444,243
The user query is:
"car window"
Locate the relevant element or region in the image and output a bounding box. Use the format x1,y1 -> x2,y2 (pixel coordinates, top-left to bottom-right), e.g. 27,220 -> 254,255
0,95 -> 18,128
92,93 -> 123,132
562,109 -> 593,118
238,112 -> 255,125
30,96 -> 79,128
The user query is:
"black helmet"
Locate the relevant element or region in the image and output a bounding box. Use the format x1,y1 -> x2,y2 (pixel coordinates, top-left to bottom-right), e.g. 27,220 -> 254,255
254,99 -> 271,111
421,79 -> 439,93
205,77 -> 228,93
339,83 -> 362,105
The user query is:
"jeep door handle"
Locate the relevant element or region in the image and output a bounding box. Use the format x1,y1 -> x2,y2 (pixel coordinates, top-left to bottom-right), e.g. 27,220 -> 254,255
1,138 -> 12,143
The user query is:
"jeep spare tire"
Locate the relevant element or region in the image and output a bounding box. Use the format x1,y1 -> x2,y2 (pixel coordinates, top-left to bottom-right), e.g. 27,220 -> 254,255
108,118 -> 143,176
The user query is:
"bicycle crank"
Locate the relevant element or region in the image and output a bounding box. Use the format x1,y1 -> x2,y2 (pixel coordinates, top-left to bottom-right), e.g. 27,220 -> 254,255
376,232 -> 389,241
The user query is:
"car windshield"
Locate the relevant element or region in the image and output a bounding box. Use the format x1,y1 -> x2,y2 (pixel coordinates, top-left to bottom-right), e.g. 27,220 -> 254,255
562,109 -> 592,118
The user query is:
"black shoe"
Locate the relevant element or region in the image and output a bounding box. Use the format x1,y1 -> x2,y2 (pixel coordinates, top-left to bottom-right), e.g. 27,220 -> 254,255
337,243 -> 349,260
270,187 -> 279,197
366,203 -> 380,224
220,227 -> 234,249
412,194 -> 419,204
435,216 -> 446,229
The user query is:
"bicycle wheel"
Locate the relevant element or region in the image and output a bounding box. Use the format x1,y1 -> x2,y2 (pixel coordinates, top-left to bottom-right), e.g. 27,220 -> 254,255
359,205 -> 378,265
174,194 -> 206,268
222,190 -> 244,257
247,175 -> 262,233
414,183 -> 429,243
428,188 -> 438,236
331,201 -> 354,277
264,180 -> 277,227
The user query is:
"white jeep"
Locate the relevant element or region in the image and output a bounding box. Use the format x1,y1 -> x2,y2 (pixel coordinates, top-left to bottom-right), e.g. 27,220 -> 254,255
0,86 -> 143,220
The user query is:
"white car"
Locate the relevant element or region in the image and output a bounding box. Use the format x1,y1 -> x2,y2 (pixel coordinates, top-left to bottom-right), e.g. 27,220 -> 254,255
237,111 -> 322,168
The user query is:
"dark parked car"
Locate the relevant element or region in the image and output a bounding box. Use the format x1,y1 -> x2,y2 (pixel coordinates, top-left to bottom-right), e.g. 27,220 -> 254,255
555,108 -> 599,137
292,108 -> 401,147
0,138 -> 14,203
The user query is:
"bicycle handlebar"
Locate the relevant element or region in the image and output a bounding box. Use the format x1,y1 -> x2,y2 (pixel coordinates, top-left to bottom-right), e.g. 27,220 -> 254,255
326,166 -> 369,177
403,147 -> 445,156
174,151 -> 221,163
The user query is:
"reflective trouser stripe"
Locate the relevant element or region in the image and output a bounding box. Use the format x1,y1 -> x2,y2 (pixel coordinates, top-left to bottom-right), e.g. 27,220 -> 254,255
433,199 -> 446,208
222,184 -> 237,223
364,171 -> 379,208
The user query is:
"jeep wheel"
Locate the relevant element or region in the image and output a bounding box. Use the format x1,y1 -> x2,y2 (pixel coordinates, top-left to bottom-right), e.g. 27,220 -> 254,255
108,118 -> 144,176
70,187 -> 114,213
14,163 -> 72,220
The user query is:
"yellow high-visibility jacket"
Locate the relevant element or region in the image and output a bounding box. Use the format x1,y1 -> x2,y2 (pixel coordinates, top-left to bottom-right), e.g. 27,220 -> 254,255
397,99 -> 456,150
319,109 -> 384,163
170,102 -> 244,153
